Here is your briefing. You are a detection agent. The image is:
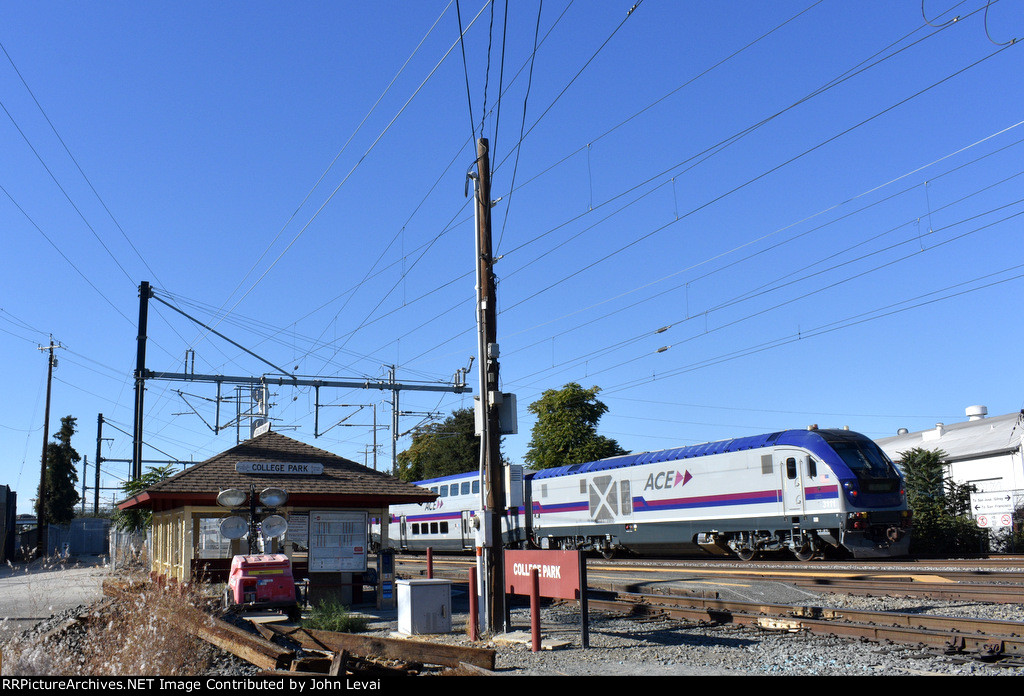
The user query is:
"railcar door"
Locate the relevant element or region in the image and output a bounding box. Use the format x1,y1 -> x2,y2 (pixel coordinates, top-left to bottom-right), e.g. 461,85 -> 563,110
777,449 -> 806,515
460,510 -> 474,549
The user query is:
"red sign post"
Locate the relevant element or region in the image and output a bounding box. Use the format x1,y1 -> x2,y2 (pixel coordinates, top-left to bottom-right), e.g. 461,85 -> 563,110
504,549 -> 589,650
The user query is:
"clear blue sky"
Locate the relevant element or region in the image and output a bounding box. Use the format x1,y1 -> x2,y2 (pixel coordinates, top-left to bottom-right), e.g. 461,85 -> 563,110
2,1 -> 1022,514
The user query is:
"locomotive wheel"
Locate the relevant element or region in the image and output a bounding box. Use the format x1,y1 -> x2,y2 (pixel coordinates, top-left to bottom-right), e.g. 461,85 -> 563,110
736,547 -> 757,562
793,543 -> 816,562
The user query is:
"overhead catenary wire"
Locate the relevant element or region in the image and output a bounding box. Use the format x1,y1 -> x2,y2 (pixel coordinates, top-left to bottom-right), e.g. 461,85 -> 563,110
602,262 -> 1024,396
190,0 -> 492,351
497,122 -> 1024,360
400,111 -> 1024,373
198,1 -> 458,344
5,4 -> 1020,492
492,39 -> 1019,321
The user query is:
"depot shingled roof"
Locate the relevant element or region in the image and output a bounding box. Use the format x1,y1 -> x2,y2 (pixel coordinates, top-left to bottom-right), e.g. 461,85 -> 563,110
116,430 -> 434,512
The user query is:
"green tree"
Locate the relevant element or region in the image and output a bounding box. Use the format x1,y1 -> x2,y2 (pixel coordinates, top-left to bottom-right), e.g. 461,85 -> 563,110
43,415 -> 81,526
395,408 -> 481,482
524,383 -> 627,470
899,447 -> 983,555
112,464 -> 177,532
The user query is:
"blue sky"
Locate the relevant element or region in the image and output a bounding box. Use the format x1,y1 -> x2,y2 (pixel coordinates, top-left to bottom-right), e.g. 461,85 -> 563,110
2,1 -> 1022,514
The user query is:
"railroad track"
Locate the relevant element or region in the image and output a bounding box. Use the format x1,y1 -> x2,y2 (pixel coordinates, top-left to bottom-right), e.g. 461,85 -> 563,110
400,554 -> 1024,604
397,554 -> 1024,666
586,584 -> 1024,666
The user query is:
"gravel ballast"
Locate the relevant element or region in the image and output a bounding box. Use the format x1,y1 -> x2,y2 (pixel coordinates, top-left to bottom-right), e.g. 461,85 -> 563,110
376,595 -> 1024,677
4,556 -> 1024,677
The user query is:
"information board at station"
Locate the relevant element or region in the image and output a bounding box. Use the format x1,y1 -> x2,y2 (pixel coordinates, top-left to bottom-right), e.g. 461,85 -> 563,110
308,510 -> 367,572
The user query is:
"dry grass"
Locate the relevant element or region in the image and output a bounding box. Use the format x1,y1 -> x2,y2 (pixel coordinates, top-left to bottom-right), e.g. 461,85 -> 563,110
2,573 -> 234,676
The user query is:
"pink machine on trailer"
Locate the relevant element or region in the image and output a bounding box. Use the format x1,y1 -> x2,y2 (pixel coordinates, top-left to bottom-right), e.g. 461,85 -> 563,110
224,553 -> 300,620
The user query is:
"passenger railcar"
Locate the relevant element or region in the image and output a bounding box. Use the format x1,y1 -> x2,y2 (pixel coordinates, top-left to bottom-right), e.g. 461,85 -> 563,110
377,467 -> 525,553
378,428 -> 911,560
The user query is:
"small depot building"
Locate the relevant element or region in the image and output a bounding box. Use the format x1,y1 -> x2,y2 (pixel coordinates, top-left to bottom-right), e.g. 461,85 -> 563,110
116,430 -> 435,607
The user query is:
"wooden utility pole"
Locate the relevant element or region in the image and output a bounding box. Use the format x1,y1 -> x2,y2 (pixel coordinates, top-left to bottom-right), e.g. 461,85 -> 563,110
36,337 -> 61,557
473,138 -> 507,632
132,281 -> 151,481
94,413 -> 104,514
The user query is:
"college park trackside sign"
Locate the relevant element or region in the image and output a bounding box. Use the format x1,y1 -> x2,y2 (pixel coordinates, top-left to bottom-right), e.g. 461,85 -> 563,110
235,461 -> 324,475
504,549 -> 583,600
504,548 -> 591,649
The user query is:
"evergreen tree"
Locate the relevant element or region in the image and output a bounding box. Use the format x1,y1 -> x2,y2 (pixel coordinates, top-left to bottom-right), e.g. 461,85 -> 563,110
112,464 -> 177,532
525,383 -> 627,470
395,408 -> 482,482
899,447 -> 983,555
43,415 -> 81,526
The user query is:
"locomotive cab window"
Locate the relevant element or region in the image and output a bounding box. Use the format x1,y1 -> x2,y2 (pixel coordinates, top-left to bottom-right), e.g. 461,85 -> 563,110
807,457 -> 817,478
786,457 -> 797,479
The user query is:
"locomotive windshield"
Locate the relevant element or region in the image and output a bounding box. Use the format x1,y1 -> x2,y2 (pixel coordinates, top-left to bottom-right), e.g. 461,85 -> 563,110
824,433 -> 900,491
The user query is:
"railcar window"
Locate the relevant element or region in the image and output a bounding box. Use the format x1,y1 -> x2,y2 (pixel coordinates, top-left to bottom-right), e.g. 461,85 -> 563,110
439,485 -> 448,497
411,523 -> 419,535
472,480 -> 480,494
461,482 -> 470,495
440,522 -> 449,534
430,522 -> 438,534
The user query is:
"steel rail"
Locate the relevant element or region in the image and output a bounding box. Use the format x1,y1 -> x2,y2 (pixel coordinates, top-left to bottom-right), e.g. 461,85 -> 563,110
586,587 -> 1024,660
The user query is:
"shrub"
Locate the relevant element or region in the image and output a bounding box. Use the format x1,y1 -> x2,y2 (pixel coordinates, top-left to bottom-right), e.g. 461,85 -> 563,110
302,599 -> 368,633
2,574 -> 228,675
899,447 -> 986,556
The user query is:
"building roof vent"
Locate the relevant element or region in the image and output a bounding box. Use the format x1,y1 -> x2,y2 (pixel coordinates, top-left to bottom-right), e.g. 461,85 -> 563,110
966,405 -> 988,421
923,423 -> 945,441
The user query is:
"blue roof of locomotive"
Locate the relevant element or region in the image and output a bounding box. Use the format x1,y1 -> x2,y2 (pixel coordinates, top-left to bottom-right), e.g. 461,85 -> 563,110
529,428 -> 857,480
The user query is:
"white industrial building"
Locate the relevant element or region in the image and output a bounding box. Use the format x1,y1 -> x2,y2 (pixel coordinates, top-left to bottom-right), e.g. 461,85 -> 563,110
876,406 -> 1024,511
